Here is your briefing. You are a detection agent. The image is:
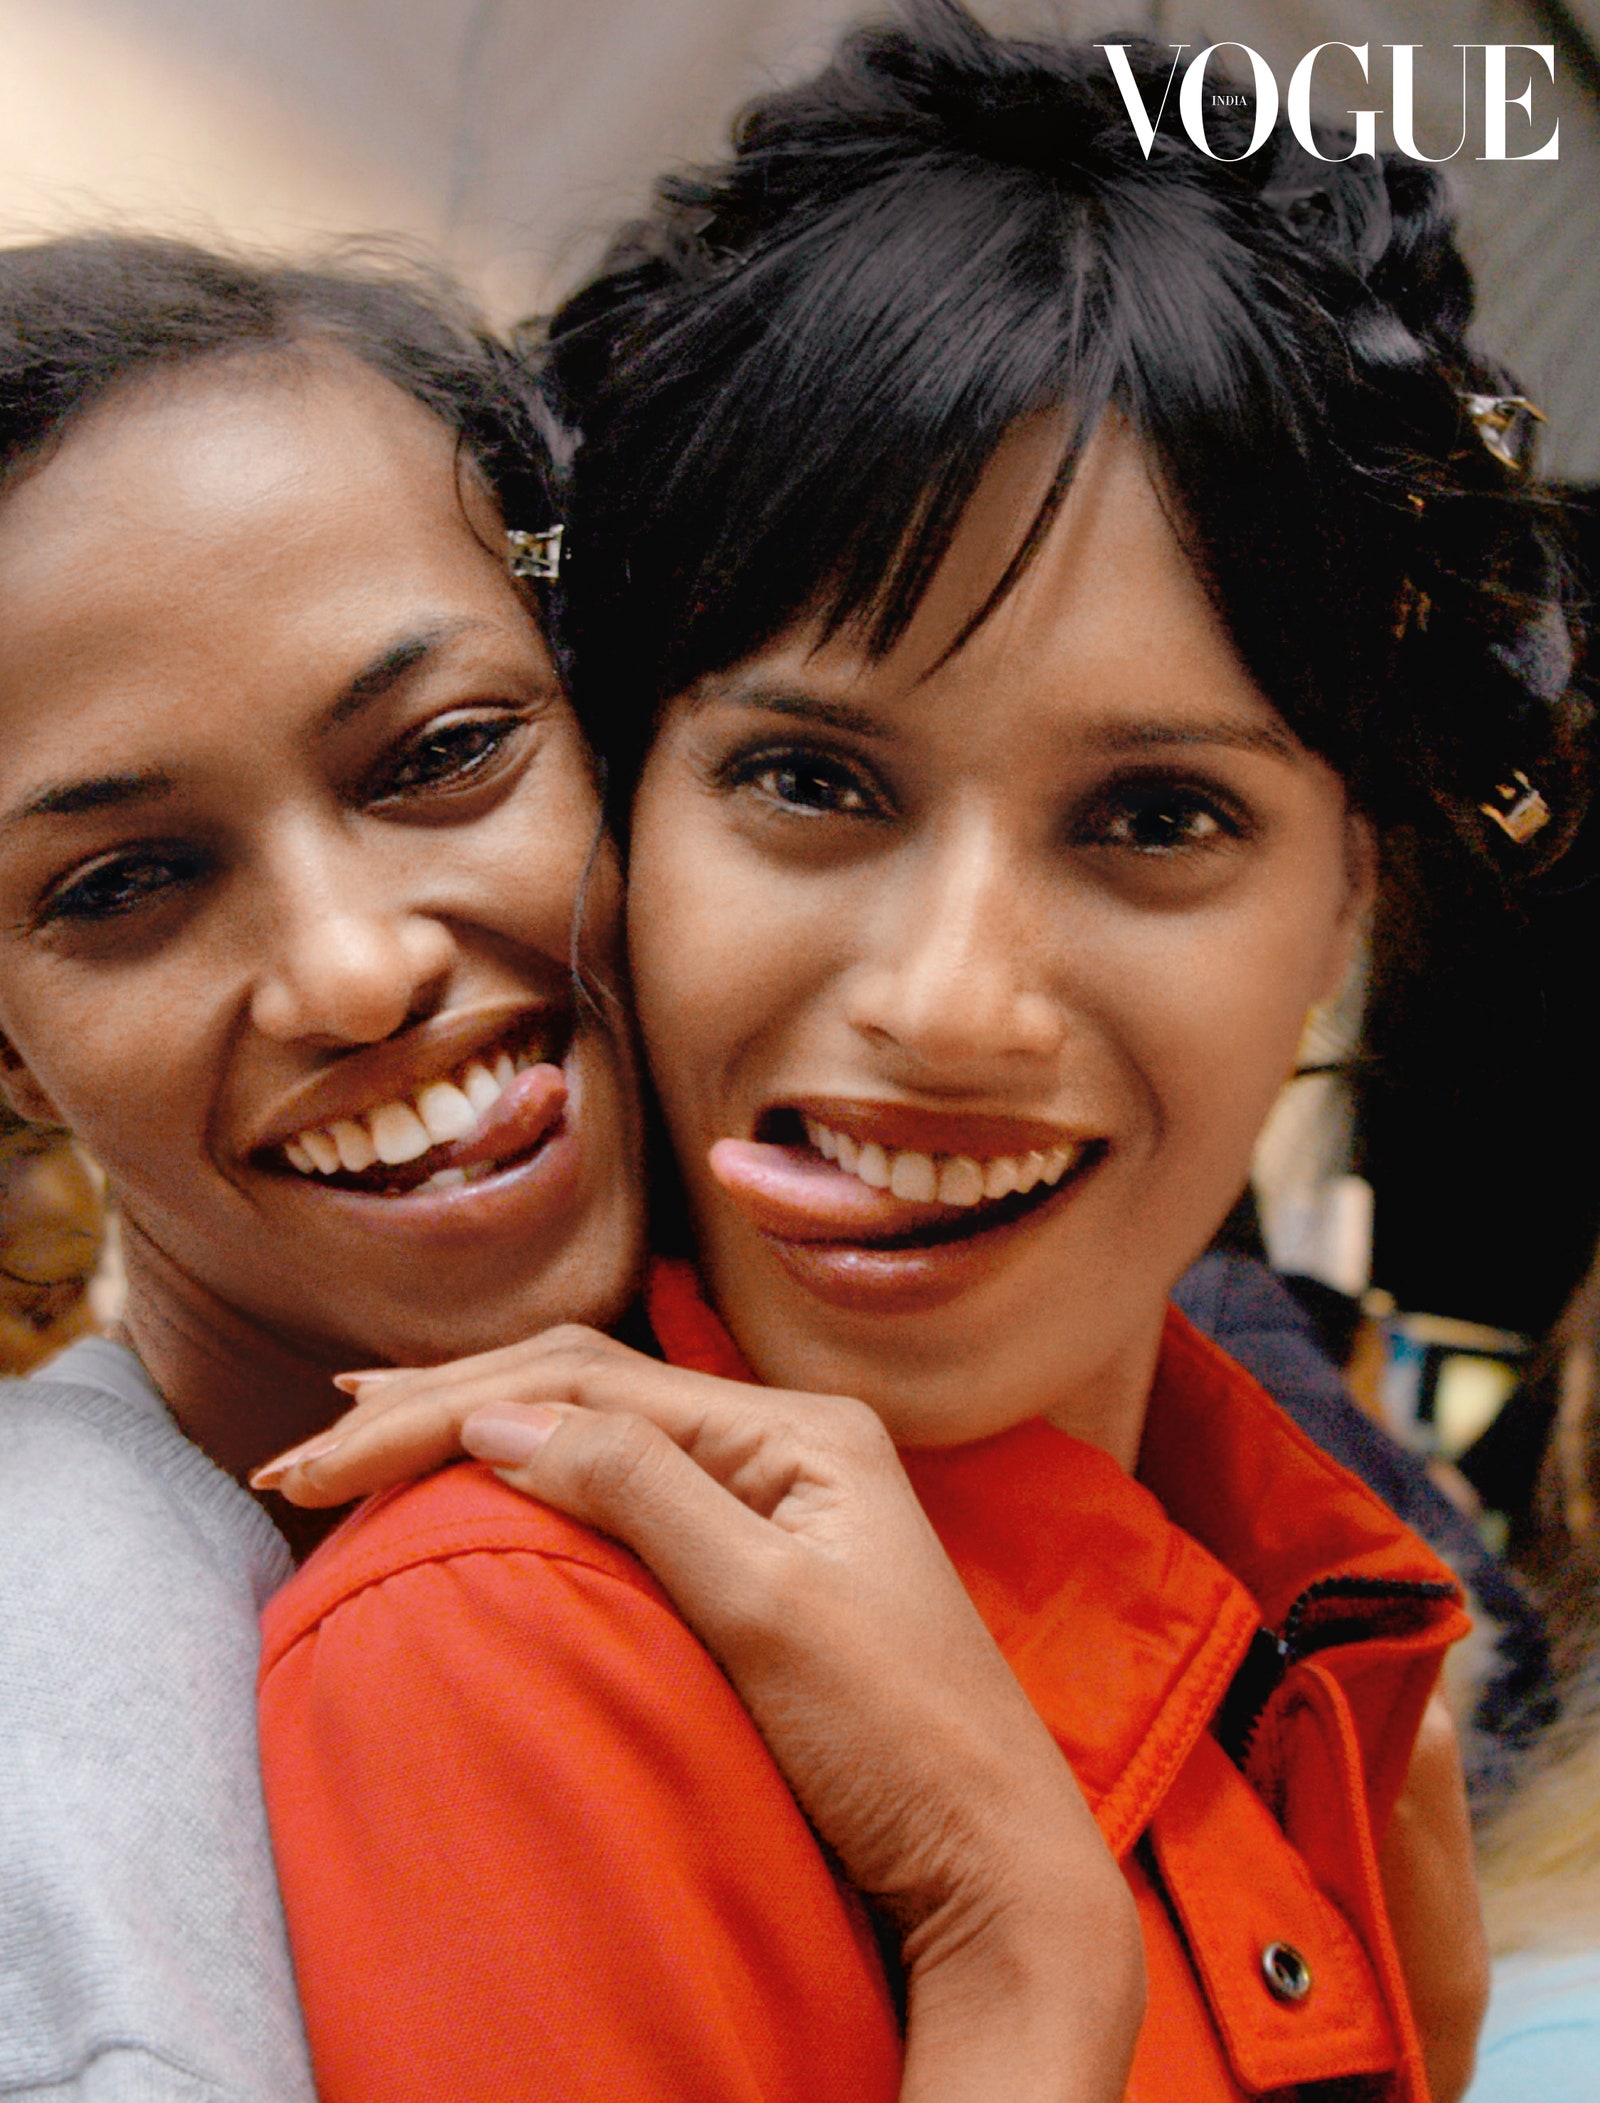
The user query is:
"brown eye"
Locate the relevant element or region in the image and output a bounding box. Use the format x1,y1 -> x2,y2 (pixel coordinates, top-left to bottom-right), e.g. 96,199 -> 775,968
368,711 -> 522,803
1078,779 -> 1247,855
725,746 -> 883,818
38,844 -> 210,925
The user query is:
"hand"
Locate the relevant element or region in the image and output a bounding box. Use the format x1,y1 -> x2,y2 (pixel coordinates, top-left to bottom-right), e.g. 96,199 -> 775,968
257,1326 -> 1144,2103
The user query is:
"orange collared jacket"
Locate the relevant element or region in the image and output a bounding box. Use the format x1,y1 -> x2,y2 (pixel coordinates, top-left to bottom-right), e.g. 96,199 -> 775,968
259,1259 -> 1468,2101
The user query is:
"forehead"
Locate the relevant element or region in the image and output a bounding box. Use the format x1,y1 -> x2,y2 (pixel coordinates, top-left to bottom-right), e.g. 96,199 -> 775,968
0,348 -> 529,781
698,421 -> 1290,751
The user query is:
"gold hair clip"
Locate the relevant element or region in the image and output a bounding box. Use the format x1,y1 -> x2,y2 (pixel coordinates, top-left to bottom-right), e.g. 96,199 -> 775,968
1460,393 -> 1546,471
1481,770 -> 1551,844
506,525 -> 564,581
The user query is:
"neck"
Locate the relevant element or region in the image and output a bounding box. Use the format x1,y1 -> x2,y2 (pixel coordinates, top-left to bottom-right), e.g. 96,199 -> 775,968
117,1219 -> 350,1554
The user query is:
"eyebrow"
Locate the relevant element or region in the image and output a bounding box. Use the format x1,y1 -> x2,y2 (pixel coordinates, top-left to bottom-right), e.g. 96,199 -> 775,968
697,682 -> 1299,762
692,683 -> 893,739
9,770 -> 177,826
1086,717 -> 1300,761
4,623 -> 483,833
323,624 -> 474,730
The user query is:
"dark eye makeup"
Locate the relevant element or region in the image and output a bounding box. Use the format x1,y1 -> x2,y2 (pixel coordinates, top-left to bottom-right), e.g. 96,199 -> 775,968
363,706 -> 528,806
714,742 -> 889,820
35,843 -> 212,927
711,731 -> 1255,865
1073,771 -> 1254,857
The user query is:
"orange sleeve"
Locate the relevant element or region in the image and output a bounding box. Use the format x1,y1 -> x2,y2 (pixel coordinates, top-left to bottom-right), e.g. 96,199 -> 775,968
258,1484 -> 901,2103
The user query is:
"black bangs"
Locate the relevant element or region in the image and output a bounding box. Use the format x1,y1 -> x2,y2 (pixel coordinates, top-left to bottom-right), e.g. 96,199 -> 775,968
554,135 -> 1352,778
547,5 -> 1585,865
553,161 -> 1104,699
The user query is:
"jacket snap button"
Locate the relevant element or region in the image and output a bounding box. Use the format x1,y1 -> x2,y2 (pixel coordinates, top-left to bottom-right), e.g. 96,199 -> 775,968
1261,1942 -> 1312,2003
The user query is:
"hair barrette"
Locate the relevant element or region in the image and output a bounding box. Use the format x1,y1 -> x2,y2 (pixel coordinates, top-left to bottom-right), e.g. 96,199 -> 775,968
1459,393 -> 1546,471
1480,769 -> 1551,845
506,525 -> 564,581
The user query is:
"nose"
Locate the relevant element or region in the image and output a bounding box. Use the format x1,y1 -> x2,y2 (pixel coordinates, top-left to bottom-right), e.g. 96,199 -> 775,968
248,836 -> 455,1047
845,817 -> 1067,1076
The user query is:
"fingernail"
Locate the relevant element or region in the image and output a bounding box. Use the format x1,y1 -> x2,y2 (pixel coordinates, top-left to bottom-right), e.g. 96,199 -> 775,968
461,1407 -> 560,1466
333,1369 -> 396,1395
249,1431 -> 344,1491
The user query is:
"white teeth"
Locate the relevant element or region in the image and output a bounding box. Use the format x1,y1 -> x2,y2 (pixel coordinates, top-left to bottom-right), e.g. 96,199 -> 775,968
423,1166 -> 468,1190
889,1150 -> 938,1202
804,1119 -> 1083,1210
806,1119 -> 839,1162
281,1035 -> 550,1184
461,1061 -> 503,1116
938,1156 -> 986,1206
415,1081 -> 478,1145
856,1142 -> 891,1189
983,1155 -> 1020,1200
369,1101 -> 433,1166
330,1119 -> 377,1174
301,1129 -> 340,1175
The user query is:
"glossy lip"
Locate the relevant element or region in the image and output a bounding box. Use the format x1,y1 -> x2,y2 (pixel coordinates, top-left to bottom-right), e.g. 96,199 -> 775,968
248,996 -> 564,1158
759,1156 -> 1099,1314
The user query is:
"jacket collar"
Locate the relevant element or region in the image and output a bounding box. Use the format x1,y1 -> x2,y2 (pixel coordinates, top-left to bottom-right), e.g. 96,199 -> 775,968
644,1258 -> 1461,1855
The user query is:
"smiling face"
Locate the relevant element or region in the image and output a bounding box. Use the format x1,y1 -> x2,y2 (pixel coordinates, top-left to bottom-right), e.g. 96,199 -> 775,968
628,424 -> 1372,1459
0,349 -> 643,1426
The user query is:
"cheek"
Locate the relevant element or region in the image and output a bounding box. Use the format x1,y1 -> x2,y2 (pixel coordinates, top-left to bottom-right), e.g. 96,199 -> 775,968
1125,868 -> 1354,1157
627,800 -> 843,1120
0,962 -> 218,1225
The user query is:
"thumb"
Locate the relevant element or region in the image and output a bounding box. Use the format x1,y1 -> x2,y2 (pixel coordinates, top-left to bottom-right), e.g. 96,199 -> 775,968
462,1404 -> 782,1653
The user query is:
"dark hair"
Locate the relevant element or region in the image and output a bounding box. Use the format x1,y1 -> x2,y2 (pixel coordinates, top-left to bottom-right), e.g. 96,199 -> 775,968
0,232 -> 560,567
542,1 -> 1588,868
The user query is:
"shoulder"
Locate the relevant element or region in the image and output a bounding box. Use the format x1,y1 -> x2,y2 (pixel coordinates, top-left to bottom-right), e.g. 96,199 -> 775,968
258,1463 -> 900,2103
1467,1949 -> 1600,2102
0,1341 -> 288,1643
0,1340 -> 290,1614
261,1458 -> 674,1670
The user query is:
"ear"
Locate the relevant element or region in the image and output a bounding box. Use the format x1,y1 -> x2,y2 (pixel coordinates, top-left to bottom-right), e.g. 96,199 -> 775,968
0,1032 -> 66,1129
1316,811 -> 1378,1007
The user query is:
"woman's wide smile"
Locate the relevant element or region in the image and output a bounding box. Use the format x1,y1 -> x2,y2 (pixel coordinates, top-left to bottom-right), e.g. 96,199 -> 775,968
627,422 -> 1373,1456
0,349 -> 643,1381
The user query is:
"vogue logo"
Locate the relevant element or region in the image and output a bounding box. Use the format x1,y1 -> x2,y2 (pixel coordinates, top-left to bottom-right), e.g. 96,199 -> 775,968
1098,42 -> 1560,162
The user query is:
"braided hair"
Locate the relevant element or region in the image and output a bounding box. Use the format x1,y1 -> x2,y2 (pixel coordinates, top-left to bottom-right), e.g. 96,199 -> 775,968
540,1 -> 1588,872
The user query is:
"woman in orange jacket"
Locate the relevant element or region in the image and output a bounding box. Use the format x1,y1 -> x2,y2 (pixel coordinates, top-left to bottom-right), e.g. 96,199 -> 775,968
253,9 -> 1574,2100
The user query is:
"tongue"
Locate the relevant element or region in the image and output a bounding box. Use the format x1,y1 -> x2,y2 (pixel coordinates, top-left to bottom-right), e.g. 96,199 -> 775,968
442,1063 -> 567,1171
709,1138 -> 961,1244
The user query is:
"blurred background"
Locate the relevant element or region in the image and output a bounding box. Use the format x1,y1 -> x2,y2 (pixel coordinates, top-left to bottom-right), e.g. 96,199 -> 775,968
1,0 -> 1597,472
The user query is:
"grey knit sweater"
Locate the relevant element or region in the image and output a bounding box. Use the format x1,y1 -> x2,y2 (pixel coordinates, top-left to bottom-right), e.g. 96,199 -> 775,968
0,1339 -> 315,2100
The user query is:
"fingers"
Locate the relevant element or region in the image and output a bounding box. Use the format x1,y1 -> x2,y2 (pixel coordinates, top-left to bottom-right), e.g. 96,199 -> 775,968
254,1327 -> 698,1507
468,1401 -> 790,1658
253,1392 -> 479,1507
258,1325 -> 884,1516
